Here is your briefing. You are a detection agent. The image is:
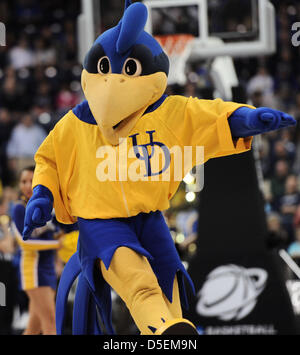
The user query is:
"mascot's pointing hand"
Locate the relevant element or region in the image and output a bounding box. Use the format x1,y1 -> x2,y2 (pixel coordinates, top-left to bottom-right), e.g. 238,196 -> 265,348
229,106 -> 297,138
251,107 -> 296,130
23,186 -> 53,240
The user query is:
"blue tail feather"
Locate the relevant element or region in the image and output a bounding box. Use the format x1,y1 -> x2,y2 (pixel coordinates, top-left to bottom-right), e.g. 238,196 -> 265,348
56,252 -> 81,335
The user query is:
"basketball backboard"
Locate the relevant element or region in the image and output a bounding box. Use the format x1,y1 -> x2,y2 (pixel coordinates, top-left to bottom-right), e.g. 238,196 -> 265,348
77,0 -> 276,62
77,0 -> 276,88
144,0 -> 276,59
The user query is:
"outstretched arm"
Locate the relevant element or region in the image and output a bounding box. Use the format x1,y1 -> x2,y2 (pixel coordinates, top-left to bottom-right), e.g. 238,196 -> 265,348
228,107 -> 296,138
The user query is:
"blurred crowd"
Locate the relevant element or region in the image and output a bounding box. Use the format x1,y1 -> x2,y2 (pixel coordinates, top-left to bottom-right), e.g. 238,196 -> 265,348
0,0 -> 82,187
0,0 -> 300,334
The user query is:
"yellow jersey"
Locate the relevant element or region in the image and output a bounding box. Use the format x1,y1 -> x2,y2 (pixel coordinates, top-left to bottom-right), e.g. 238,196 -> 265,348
33,95 -> 253,224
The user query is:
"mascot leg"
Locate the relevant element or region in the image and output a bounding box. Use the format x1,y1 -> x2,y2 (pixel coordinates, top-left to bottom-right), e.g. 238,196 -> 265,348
162,275 -> 181,318
100,247 -> 196,335
154,275 -> 197,335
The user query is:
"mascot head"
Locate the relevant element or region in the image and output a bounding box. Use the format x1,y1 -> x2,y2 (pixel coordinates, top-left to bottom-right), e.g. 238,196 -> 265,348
81,0 -> 169,145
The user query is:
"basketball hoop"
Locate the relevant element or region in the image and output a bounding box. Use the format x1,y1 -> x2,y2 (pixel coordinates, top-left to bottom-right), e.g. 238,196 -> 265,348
155,34 -> 195,86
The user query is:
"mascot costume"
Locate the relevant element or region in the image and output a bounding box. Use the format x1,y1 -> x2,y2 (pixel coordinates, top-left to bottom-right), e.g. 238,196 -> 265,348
22,0 -> 296,335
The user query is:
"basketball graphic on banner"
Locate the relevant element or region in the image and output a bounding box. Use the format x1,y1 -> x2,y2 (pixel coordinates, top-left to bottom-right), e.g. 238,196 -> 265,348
196,265 -> 268,321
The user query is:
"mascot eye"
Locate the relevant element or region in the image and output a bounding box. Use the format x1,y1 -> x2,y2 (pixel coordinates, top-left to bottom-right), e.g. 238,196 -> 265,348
122,58 -> 142,77
97,56 -> 111,75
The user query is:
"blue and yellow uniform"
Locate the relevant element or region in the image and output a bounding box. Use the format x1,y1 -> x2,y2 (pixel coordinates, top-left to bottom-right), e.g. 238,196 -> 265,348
32,96 -> 252,335
33,96 -> 253,223
12,200 -> 59,291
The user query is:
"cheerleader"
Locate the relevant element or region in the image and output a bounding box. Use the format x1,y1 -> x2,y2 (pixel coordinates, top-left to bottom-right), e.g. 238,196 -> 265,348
11,166 -> 60,335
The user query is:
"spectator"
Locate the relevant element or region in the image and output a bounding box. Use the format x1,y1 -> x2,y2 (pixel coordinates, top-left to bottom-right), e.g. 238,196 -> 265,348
0,71 -> 23,111
61,31 -> 77,66
266,212 -> 288,250
33,81 -> 53,109
6,113 -> 46,175
277,175 -> 300,246
0,108 -> 15,185
270,159 -> 289,204
0,214 -> 18,335
184,82 -> 197,98
33,38 -> 56,66
291,93 -> 300,122
289,209 -> 300,266
0,215 -> 15,255
15,0 -> 42,24
247,67 -> 275,107
55,82 -> 80,112
273,139 -> 295,166
9,36 -> 35,70
0,187 -> 18,217
249,90 -> 264,108
268,139 -> 295,176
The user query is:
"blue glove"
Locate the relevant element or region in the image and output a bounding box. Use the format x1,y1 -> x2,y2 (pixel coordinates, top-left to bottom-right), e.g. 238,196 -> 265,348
229,107 -> 297,138
22,185 -> 54,240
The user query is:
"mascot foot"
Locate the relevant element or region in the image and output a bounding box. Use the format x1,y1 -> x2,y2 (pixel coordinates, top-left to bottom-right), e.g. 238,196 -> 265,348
155,318 -> 198,335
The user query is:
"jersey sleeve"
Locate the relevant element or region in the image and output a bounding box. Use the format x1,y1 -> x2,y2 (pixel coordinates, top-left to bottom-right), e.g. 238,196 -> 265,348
32,113 -> 77,224
162,96 -> 254,163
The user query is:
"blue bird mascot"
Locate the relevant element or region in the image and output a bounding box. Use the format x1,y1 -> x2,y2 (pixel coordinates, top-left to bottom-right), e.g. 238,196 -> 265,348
22,0 -> 296,335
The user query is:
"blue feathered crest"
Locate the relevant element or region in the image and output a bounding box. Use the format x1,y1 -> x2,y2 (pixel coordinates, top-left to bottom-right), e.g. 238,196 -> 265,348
117,2 -> 148,54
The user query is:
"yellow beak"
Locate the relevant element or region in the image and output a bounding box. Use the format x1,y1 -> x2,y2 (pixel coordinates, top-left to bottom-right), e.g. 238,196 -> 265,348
81,70 -> 168,145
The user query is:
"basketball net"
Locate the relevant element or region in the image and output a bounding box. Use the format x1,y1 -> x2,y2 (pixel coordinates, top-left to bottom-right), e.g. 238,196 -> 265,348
155,34 -> 195,86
